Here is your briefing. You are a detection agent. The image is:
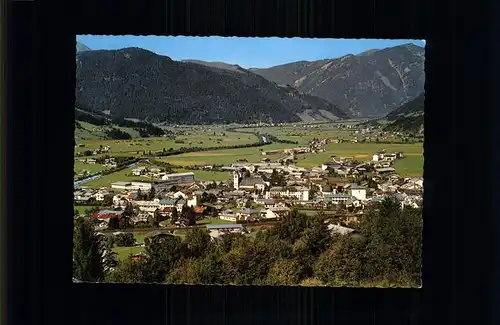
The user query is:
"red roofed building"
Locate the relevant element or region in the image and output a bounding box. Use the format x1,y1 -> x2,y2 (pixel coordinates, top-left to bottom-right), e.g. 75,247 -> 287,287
91,210 -> 125,222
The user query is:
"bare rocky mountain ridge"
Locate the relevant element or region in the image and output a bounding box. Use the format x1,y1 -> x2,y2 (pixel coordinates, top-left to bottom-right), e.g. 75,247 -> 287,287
75,47 -> 347,124
250,43 -> 425,117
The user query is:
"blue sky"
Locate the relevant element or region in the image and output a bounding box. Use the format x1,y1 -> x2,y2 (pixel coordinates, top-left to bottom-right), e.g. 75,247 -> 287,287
77,35 -> 425,69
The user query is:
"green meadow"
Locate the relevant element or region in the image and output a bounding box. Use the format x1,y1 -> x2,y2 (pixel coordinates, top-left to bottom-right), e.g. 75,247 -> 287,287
74,131 -> 259,154
82,167 -> 146,188
159,143 -> 296,167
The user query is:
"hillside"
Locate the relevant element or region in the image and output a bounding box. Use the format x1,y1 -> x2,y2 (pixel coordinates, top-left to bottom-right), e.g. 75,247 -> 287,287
74,108 -> 171,140
75,48 -> 348,125
250,43 -> 425,117
383,92 -> 424,134
385,92 -> 424,121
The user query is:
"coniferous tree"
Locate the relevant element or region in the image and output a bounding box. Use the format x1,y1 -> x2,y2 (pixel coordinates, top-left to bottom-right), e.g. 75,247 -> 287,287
73,218 -> 105,282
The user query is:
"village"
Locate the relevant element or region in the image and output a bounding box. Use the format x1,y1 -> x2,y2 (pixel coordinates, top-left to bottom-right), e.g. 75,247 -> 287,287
75,137 -> 423,267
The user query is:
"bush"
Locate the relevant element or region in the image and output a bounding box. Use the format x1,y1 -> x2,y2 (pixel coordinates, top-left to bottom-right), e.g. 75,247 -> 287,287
114,233 -> 136,247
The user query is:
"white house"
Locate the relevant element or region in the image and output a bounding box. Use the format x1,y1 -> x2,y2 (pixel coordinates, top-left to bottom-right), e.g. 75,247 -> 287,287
348,184 -> 367,200
219,214 -> 238,222
132,166 -> 147,176
187,194 -> 199,207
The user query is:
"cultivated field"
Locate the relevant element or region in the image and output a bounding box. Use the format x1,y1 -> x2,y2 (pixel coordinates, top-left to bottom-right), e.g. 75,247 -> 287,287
82,167 -> 146,188
74,131 -> 259,154
159,143 -> 296,166
75,122 -> 424,184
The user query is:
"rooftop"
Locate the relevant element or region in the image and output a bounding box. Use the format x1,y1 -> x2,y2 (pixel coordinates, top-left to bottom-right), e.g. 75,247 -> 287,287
163,172 -> 195,177
239,177 -> 265,186
207,224 -> 243,229
98,210 -> 124,215
112,181 -> 131,186
375,167 -> 396,172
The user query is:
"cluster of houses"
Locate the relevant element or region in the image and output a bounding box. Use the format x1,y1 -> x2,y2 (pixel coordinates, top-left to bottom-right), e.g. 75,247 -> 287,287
77,156 -> 117,167
75,148 -> 423,234
75,145 -> 111,157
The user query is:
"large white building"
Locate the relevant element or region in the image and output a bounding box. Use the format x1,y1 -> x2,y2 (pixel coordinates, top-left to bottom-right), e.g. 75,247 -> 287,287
111,181 -> 153,191
266,186 -> 309,201
347,184 -> 367,200
161,172 -> 195,184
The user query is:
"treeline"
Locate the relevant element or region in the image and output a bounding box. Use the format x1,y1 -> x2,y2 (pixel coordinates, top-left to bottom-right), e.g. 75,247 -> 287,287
110,117 -> 169,137
75,109 -> 109,126
75,108 -> 169,138
106,128 -> 132,140
74,197 -> 422,287
383,115 -> 424,134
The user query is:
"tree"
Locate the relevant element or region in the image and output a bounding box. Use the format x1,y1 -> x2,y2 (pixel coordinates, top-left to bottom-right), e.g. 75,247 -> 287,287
102,194 -> 113,207
167,258 -> 202,284
186,206 -> 197,226
119,216 -> 131,229
123,202 -> 135,217
266,259 -> 301,285
106,258 -> 156,283
184,228 -> 211,258
171,208 -> 179,225
148,215 -> 159,227
359,198 -> 422,286
73,218 -> 105,282
137,189 -> 144,200
313,234 -> 367,286
114,233 -> 136,247
309,184 -> 320,199
108,216 -> 120,230
148,187 -> 156,200
145,234 -> 183,282
299,278 -> 326,287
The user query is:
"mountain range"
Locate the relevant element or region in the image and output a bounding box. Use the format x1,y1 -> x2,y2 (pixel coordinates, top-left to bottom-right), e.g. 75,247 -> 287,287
250,43 -> 425,117
75,48 -> 347,124
75,41 -> 425,124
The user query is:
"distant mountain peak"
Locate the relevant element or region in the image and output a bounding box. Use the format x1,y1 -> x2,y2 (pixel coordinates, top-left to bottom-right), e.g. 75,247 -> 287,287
251,44 -> 425,117
76,41 -> 91,53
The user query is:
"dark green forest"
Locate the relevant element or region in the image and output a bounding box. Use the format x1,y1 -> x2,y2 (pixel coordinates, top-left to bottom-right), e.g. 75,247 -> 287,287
74,197 -> 422,287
